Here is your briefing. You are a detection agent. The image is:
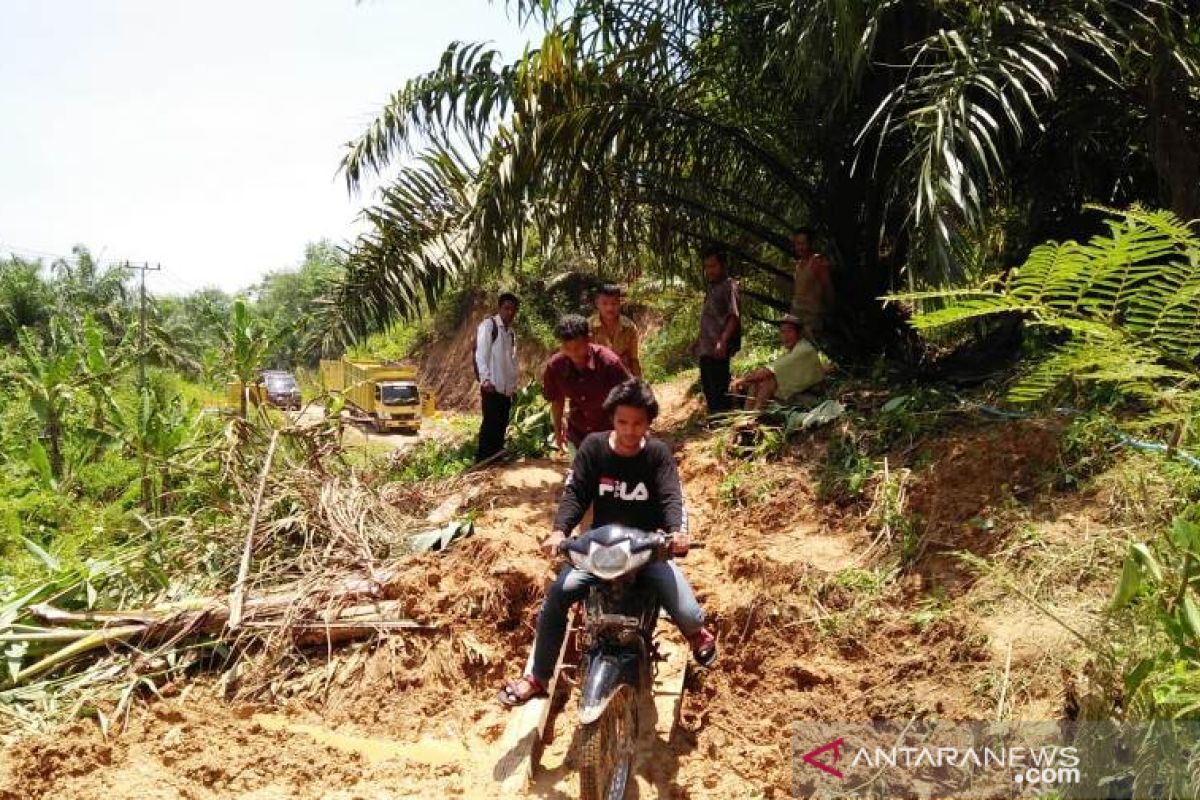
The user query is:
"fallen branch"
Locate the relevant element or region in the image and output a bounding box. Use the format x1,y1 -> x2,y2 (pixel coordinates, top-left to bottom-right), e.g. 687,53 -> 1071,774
14,624 -> 146,684
229,429 -> 281,631
27,604 -> 168,627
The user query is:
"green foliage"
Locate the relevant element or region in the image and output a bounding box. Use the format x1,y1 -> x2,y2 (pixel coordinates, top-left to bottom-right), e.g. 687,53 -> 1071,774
817,432 -> 875,504
718,463 -> 782,509
1057,412 -> 1122,489
389,437 -> 476,483
330,0 -> 1200,364
251,241 -> 345,368
1104,506 -> 1200,790
869,390 -> 952,451
898,207 -> 1200,407
354,318 -> 428,362
640,288 -> 702,383
0,258 -> 52,345
815,566 -> 897,636
74,452 -> 141,506
224,297 -> 269,384
505,382 -> 553,459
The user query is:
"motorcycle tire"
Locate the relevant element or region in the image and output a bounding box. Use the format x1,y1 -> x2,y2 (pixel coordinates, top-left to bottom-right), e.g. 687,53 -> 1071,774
578,683 -> 637,800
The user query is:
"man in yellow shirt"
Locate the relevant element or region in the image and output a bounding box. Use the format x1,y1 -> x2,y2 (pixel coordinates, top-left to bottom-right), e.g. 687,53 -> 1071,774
731,314 -> 825,410
588,283 -> 642,377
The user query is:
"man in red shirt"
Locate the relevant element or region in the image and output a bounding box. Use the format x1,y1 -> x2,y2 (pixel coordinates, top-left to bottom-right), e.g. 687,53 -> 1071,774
542,314 -> 630,451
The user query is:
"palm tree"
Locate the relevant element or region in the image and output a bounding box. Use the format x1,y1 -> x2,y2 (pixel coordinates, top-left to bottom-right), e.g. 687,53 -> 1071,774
332,0 -> 1200,362
0,256 -> 52,345
51,246 -> 133,342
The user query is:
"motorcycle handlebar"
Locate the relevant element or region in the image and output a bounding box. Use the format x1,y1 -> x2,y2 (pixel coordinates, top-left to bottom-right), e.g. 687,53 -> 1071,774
555,532 -> 705,557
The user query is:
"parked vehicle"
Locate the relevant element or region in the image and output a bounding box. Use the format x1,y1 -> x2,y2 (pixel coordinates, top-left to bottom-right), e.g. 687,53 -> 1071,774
225,370 -> 302,411
260,370 -> 302,410
319,358 -> 421,434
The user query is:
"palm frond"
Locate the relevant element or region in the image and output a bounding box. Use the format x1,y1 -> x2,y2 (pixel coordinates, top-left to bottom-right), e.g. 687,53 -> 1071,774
896,206 -> 1200,402
860,1 -> 1118,281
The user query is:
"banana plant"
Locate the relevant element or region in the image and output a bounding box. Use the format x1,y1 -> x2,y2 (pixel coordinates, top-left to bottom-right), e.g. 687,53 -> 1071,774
1110,507 -> 1200,718
222,298 -> 269,419
126,374 -> 196,514
1,321 -> 82,482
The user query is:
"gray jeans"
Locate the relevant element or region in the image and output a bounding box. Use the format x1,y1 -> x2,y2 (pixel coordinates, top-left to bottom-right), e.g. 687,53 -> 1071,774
530,561 -> 704,684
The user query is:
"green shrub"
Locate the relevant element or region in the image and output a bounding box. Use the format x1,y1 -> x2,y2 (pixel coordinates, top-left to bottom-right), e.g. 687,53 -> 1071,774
74,451 -> 142,505
817,433 -> 875,503
390,437 -> 476,483
506,382 -> 553,458
641,289 -> 703,382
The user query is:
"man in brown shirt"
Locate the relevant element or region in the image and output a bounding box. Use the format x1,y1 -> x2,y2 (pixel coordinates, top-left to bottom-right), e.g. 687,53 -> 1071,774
692,246 -> 741,414
589,283 -> 642,377
790,228 -> 833,336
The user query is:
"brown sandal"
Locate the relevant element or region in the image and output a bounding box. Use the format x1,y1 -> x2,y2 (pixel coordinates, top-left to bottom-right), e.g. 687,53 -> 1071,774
497,674 -> 547,707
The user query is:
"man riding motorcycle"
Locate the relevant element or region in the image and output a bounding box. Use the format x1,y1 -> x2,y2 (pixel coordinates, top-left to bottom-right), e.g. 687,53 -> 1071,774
498,378 -> 717,706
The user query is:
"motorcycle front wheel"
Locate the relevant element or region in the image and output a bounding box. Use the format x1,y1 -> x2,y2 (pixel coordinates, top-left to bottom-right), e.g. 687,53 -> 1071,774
578,683 -> 638,800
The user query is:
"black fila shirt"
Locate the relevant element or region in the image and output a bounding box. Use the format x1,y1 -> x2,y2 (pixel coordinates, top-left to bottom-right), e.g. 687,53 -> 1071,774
554,432 -> 687,535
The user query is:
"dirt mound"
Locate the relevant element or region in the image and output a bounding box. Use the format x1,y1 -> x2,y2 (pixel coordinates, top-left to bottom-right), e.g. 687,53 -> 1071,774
909,419 -> 1061,537
415,299 -> 551,412
905,419 -> 1062,591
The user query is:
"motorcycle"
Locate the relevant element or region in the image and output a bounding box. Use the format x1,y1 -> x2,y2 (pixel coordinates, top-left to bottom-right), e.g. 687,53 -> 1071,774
558,524 -> 695,800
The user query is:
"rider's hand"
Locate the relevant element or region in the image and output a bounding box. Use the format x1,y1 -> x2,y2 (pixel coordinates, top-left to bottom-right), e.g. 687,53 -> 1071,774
541,531 -> 566,559
714,339 -> 727,358
554,429 -> 566,452
669,531 -> 691,556
481,380 -> 496,394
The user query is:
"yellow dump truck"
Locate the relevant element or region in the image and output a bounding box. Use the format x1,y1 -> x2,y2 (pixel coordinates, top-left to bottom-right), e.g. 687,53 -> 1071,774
320,358 -> 422,434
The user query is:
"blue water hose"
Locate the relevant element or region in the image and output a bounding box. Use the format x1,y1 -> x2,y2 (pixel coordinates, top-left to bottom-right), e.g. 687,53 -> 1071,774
970,402 -> 1200,470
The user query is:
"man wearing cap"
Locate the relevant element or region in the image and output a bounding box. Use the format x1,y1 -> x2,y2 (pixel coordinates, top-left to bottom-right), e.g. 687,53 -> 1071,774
731,314 -> 825,410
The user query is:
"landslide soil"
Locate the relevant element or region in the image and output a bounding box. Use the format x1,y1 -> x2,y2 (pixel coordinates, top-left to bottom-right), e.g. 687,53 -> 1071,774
0,382 -> 1115,800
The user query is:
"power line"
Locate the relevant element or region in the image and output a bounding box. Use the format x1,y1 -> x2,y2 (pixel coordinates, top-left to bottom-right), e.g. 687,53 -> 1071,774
0,240 -> 145,269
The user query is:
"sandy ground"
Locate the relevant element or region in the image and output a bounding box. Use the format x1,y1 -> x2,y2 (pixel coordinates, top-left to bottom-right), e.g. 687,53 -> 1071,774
0,378 -> 1115,800
282,404 -> 464,453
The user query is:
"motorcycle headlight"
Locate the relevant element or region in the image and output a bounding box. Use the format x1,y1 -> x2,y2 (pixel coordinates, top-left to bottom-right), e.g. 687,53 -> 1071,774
587,541 -> 632,579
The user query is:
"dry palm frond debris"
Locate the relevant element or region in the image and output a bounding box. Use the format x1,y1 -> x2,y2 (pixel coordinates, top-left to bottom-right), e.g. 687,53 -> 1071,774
0,415 -> 477,732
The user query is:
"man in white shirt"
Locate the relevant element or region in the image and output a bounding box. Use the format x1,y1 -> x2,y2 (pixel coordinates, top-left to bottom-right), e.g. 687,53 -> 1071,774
475,292 -> 520,462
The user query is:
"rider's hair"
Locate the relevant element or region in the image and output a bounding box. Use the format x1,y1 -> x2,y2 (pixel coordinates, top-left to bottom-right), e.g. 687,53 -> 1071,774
596,283 -> 623,298
554,313 -> 590,341
603,378 -> 660,423
498,292 -> 519,308
792,227 -> 816,241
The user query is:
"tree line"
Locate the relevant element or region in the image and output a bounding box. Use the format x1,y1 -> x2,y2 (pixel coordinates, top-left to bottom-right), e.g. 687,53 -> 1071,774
325,0 -> 1200,366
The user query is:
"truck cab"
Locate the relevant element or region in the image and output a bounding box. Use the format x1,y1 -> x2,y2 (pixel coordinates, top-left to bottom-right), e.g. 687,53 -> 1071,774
320,358 -> 424,435
375,380 -> 421,433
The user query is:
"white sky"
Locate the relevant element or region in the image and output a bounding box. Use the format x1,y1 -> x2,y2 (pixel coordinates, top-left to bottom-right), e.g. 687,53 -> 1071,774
0,0 -> 530,295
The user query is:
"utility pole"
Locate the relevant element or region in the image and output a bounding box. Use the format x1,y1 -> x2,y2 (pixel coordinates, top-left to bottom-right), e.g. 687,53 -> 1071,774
122,261 -> 161,510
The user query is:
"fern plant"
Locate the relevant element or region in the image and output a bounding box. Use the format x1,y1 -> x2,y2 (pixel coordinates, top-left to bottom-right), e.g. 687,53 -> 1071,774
891,206 -> 1200,407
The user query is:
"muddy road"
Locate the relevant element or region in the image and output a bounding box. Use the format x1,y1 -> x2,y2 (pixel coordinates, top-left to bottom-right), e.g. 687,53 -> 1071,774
0,381 -> 1112,799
